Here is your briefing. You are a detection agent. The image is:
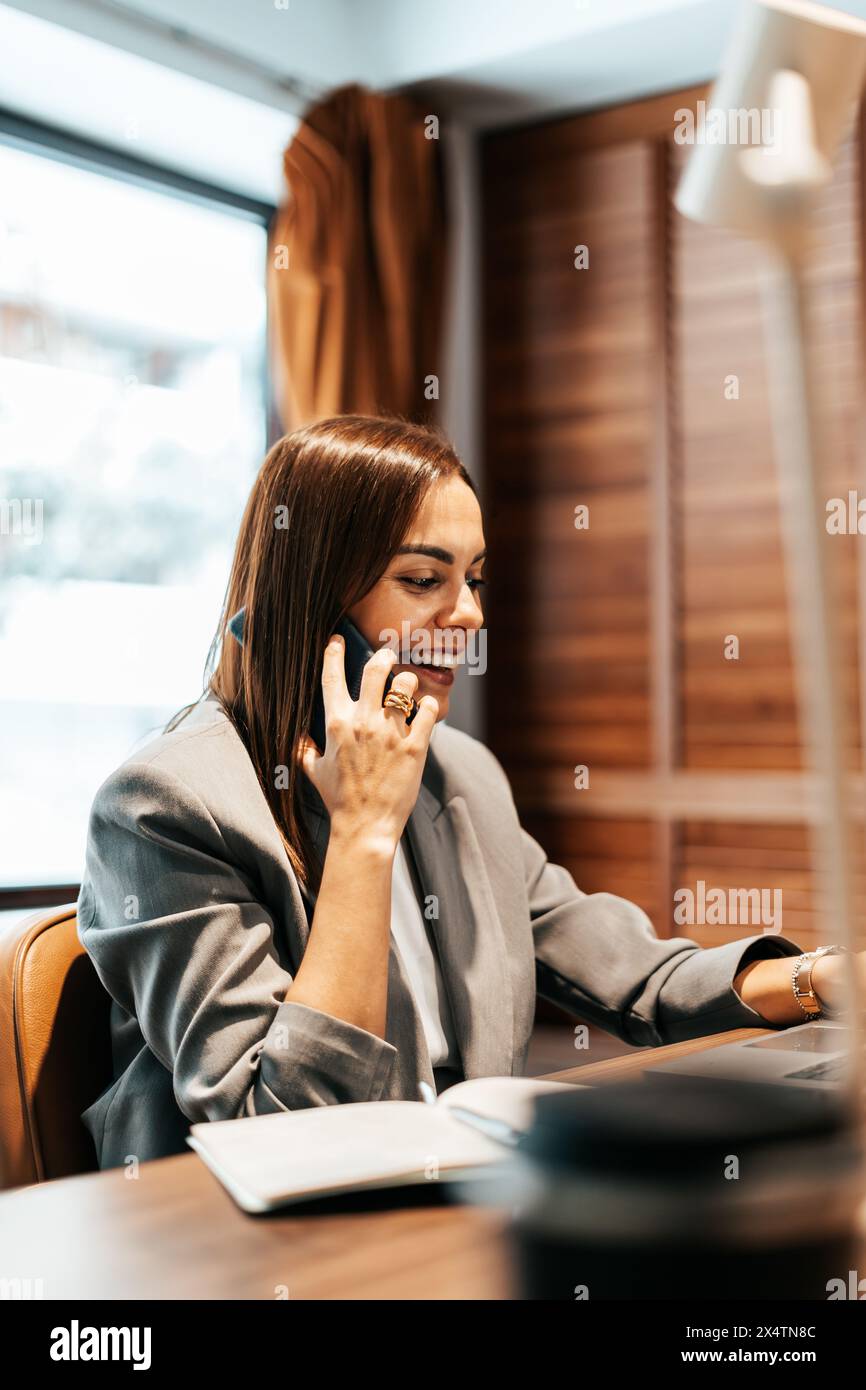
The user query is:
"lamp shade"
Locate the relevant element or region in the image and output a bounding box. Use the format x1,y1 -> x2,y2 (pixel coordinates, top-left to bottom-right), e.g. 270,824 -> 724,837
674,0 -> 866,251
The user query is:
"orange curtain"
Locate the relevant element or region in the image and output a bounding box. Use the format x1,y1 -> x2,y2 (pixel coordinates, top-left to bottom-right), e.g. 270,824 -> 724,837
268,83 -> 448,430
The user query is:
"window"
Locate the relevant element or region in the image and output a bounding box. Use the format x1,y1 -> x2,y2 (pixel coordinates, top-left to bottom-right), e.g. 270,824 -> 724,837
0,126 -> 272,894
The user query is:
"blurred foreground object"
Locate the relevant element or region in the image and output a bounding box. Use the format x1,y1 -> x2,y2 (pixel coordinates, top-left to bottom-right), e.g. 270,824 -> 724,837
487,1079 -> 865,1299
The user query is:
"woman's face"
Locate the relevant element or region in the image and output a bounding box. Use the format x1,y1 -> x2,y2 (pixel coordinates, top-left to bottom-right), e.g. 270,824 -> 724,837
346,476 -> 485,721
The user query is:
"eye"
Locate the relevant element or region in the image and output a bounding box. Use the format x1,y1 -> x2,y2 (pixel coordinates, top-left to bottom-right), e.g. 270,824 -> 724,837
397,573 -> 486,591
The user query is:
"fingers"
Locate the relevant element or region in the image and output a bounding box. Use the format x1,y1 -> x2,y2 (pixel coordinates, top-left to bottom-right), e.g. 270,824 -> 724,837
407,693 -> 439,746
320,634 -> 436,748
320,634 -> 353,727
389,670 -> 419,697
382,668 -> 420,731
357,642 -> 398,716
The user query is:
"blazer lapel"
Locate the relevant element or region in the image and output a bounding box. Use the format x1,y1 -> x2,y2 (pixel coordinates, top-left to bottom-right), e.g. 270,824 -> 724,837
297,730 -> 516,1083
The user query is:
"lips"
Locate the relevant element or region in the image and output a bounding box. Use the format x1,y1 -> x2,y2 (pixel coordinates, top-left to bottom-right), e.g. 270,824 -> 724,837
413,665 -> 454,686
401,659 -> 454,686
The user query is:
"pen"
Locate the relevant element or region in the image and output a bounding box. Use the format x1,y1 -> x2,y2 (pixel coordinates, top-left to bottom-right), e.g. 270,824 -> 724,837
447,1106 -> 522,1147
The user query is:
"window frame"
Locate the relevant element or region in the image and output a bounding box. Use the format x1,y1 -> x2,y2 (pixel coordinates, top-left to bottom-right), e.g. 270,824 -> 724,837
0,106 -> 278,908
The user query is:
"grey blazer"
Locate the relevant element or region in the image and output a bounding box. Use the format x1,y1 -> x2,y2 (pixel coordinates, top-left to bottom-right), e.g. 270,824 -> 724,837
77,692 -> 805,1170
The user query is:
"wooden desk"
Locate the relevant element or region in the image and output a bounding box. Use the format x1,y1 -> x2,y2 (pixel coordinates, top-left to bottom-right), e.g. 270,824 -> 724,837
0,1028 -> 776,1300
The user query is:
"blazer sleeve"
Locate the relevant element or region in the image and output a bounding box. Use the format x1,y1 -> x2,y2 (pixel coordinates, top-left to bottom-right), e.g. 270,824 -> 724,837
77,759 -> 398,1123
521,824 -> 806,1046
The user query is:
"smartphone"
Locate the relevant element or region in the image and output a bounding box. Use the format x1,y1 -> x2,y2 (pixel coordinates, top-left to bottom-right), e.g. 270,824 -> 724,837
227,607 -> 406,751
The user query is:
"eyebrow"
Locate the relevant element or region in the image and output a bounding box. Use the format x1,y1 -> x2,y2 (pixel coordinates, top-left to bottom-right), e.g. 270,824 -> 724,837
395,544 -> 487,565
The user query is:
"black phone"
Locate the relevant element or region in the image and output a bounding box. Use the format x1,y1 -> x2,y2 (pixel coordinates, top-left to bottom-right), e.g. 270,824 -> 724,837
227,607 -> 404,752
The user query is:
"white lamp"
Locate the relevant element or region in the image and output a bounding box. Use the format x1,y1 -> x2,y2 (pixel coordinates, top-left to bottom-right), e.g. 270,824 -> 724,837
675,0 -> 866,1122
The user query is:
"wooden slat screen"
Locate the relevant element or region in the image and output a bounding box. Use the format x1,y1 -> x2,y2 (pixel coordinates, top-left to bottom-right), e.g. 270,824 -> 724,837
673,133 -> 863,771
481,86 -> 866,958
483,139 -> 656,779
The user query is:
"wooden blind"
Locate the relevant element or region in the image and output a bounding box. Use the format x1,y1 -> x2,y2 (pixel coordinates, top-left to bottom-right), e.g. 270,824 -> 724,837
482,86 -> 866,956
483,137 -> 656,776
673,132 -> 863,771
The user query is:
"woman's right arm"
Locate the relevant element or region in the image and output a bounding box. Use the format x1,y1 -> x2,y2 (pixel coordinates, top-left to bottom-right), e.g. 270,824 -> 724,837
283,634 -> 439,1040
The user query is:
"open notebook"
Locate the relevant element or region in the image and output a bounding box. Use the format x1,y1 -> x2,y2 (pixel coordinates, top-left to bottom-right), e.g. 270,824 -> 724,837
187,1076 -> 586,1213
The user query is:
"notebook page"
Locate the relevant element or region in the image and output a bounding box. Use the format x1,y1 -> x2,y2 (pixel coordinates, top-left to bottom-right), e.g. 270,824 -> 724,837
438,1076 -> 588,1132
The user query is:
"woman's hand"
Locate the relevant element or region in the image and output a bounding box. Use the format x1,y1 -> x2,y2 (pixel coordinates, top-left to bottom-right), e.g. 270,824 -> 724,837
811,949 -> 866,1016
734,948 -> 866,1025
298,633 -> 439,852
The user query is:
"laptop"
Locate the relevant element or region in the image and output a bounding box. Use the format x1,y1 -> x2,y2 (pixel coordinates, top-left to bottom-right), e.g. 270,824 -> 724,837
643,1020 -> 856,1092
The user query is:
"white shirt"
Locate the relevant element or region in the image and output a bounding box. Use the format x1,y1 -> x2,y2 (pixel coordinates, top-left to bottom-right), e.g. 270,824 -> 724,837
390,839 -> 461,1069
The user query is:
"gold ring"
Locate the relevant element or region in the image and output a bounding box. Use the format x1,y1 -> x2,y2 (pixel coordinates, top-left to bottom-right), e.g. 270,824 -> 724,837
383,688 -> 417,722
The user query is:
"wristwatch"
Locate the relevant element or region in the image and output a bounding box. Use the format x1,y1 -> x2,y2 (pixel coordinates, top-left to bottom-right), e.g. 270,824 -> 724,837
791,945 -> 847,1021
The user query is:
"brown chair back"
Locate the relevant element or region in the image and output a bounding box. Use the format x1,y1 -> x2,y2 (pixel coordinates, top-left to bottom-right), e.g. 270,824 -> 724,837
0,905 -> 112,1189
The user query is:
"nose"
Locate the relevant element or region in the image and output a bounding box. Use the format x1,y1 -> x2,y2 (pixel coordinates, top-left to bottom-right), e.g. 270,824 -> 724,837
437,579 -> 483,631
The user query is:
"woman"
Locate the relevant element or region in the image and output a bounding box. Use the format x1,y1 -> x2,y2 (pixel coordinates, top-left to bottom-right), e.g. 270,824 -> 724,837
77,415 -> 857,1171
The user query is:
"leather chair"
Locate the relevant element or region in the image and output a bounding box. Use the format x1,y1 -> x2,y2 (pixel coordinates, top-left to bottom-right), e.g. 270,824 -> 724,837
0,905 -> 112,1190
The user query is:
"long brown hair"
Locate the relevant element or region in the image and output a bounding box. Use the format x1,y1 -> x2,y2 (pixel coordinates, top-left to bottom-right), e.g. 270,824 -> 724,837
170,414 -> 477,896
